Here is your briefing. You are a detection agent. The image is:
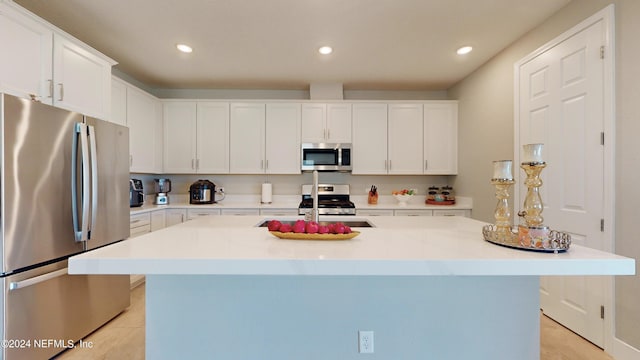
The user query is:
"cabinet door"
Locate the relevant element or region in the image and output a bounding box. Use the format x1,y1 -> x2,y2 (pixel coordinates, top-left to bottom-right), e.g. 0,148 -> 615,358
128,86 -> 162,173
388,104 -> 423,174
187,208 -> 221,220
150,211 -> 166,231
110,77 -> 127,126
424,102 -> 458,174
197,102 -> 230,173
52,33 -> 112,120
352,103 -> 388,174
165,209 -> 187,227
326,103 -> 352,142
301,103 -> 326,143
265,103 -> 301,174
163,102 -> 197,173
229,103 -> 265,173
0,3 -> 53,102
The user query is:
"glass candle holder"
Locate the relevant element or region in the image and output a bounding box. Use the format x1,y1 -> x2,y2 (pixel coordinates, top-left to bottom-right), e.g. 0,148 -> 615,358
522,143 -> 544,164
492,160 -> 513,180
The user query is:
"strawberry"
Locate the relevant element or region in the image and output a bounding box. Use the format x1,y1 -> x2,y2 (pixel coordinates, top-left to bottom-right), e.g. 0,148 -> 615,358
305,221 -> 319,234
278,224 -> 293,233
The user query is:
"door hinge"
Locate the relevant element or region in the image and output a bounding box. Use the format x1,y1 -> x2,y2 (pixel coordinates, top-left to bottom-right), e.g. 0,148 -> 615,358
601,132 -> 605,145
600,219 -> 605,232
600,45 -> 605,59
601,305 -> 605,319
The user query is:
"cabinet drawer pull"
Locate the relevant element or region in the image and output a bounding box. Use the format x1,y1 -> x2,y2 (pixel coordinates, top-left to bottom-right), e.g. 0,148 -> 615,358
58,83 -> 64,101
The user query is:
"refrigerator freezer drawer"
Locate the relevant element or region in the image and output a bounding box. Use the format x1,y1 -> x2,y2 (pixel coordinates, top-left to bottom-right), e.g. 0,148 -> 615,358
2,261 -> 130,360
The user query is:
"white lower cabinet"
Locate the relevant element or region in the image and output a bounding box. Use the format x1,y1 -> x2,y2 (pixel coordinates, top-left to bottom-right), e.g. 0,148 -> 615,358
356,209 -> 394,216
129,213 -> 151,288
259,208 -> 299,216
187,208 -> 221,220
151,210 -> 166,231
394,209 -> 433,216
221,209 -> 260,216
433,209 -> 471,217
165,209 -> 187,227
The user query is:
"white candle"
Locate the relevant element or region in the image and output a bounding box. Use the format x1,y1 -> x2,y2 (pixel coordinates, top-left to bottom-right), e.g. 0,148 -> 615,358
493,160 -> 513,179
522,143 -> 544,163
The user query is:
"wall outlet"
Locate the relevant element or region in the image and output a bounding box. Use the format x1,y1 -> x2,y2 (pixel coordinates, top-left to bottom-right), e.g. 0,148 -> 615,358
358,330 -> 374,354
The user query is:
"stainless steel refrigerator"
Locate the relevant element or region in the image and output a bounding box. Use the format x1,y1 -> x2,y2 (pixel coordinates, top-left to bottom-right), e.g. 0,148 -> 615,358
0,93 -> 130,359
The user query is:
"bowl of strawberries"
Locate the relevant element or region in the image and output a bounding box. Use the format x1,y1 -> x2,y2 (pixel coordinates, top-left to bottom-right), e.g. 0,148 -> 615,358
392,189 -> 416,206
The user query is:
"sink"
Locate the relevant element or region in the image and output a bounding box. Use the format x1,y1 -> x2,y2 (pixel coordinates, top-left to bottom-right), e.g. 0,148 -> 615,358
256,219 -> 374,228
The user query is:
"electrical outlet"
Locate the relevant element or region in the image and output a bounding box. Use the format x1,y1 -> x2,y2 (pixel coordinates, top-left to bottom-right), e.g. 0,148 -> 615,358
358,330 -> 374,354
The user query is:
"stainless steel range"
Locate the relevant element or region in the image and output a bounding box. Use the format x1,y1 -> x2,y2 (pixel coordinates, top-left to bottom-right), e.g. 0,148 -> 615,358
298,184 -> 356,216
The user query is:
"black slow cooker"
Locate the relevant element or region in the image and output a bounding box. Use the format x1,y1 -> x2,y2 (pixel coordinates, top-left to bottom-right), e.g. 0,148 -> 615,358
189,179 -> 216,204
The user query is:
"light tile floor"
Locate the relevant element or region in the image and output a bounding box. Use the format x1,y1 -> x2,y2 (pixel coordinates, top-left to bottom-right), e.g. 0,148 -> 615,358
53,284 -> 613,360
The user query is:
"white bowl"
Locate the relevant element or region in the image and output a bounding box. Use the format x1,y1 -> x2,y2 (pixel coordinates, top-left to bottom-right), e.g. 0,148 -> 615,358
393,194 -> 414,206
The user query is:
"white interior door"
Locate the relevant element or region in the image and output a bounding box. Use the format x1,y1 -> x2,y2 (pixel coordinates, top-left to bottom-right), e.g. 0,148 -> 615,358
517,16 -> 609,347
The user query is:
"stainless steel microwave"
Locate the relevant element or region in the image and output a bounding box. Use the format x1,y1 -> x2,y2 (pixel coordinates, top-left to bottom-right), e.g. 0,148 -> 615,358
301,143 -> 352,172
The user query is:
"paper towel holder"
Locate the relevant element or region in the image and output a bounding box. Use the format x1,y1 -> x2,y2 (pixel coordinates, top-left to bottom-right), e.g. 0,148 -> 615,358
261,182 -> 273,204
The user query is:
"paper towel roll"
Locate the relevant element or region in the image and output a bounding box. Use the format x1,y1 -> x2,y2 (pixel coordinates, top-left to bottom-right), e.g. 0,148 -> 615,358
261,183 -> 272,204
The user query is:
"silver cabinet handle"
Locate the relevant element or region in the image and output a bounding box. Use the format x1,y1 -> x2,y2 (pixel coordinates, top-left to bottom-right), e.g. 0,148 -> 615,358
196,159 -> 200,170
261,159 -> 264,169
384,160 -> 388,170
9,268 -> 68,291
48,79 -> 53,98
265,159 -> 269,169
130,155 -> 133,168
389,160 -> 392,170
425,160 -> 428,170
58,83 -> 64,101
191,159 -> 196,170
327,129 -> 331,139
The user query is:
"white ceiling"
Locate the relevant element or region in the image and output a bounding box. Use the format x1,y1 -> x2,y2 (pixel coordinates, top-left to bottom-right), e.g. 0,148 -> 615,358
14,0 -> 571,91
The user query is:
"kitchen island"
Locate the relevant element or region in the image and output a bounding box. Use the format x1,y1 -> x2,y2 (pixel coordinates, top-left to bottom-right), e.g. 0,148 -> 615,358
69,216 -> 634,360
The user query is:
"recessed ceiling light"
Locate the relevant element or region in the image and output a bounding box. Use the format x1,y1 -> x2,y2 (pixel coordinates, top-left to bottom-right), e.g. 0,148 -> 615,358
176,44 -> 193,53
456,46 -> 473,55
318,46 -> 333,55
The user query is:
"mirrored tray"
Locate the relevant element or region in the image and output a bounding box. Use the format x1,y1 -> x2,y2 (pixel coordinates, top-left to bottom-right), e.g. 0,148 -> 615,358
482,225 -> 571,253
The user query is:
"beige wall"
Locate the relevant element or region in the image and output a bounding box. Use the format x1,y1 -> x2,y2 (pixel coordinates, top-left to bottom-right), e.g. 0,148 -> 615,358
449,0 -> 639,352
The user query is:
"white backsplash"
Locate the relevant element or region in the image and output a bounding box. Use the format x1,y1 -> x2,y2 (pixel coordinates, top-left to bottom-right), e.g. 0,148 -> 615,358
131,173 -> 455,197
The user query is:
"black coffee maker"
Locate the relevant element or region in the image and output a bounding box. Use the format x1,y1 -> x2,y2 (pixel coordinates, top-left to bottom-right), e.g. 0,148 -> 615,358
189,179 -> 217,204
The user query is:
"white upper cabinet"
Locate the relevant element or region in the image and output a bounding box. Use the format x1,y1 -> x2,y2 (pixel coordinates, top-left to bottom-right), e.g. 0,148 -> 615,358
229,103 -> 266,174
423,102 -> 458,174
352,103 -> 388,174
230,102 -> 301,174
265,103 -> 301,174
197,102 -> 230,173
388,104 -> 424,174
163,102 -> 197,173
110,76 -> 127,126
0,3 -> 114,119
163,101 -> 229,174
301,103 -> 351,143
127,85 -> 162,173
52,33 -> 113,119
0,3 -> 52,101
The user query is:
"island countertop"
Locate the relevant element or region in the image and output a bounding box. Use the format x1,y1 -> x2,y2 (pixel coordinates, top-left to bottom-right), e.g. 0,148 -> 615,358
69,215 -> 634,276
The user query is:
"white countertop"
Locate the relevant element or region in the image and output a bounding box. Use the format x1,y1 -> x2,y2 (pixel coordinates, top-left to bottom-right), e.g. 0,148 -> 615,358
70,215 -> 634,277
129,195 -> 473,215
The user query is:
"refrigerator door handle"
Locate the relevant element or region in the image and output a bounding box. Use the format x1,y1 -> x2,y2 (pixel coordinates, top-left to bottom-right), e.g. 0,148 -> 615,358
9,268 -> 68,291
88,124 -> 98,240
72,123 -> 90,242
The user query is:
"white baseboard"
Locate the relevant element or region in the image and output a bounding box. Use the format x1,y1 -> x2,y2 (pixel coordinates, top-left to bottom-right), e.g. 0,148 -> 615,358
612,337 -> 640,360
